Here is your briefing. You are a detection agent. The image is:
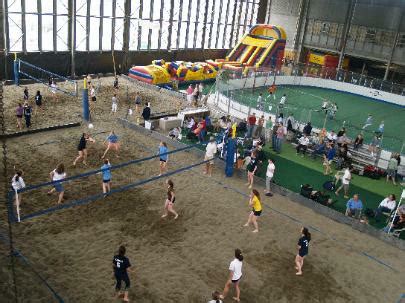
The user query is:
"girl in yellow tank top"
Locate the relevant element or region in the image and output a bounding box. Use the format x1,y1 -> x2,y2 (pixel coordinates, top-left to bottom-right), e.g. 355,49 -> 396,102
244,189 -> 262,233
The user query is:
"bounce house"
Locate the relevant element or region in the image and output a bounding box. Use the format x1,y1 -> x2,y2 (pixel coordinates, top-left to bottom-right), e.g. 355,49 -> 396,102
305,51 -> 349,78
128,24 -> 286,87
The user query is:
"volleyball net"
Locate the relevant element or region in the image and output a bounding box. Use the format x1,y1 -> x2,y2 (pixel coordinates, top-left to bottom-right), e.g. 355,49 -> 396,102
8,144 -> 209,223
16,59 -> 78,97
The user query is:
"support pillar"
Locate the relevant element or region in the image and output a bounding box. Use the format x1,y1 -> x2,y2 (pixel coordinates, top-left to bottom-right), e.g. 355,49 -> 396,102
384,9 -> 403,80
338,0 -> 356,69
256,0 -> 269,24
122,0 -> 131,72
294,0 -> 310,63
68,0 -> 76,78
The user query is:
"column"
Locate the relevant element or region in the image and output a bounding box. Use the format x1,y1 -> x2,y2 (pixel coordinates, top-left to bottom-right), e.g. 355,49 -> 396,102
338,0 -> 356,69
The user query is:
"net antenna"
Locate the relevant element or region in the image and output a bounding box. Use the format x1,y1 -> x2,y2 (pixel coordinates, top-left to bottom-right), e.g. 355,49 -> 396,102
15,57 -> 78,97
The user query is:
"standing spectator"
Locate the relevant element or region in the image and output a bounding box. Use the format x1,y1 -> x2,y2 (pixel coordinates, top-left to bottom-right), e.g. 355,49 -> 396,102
112,245 -> 132,302
47,163 -> 66,204
296,134 -> 310,156
362,114 -> 373,129
158,141 -> 169,176
353,133 -> 363,150
264,159 -> 275,196
142,103 -> 151,121
16,103 -> 24,130
23,87 -> 29,100
323,143 -> 336,175
295,227 -> 311,276
375,194 -> 396,221
335,165 -> 353,198
194,117 -> 207,143
111,94 -> 118,114
303,122 -> 312,136
23,102 -> 32,128
386,156 -> 398,185
186,84 -> 194,105
11,169 -> 25,207
220,249 -> 243,302
34,90 -> 43,114
275,122 -> 286,153
247,113 -> 256,138
254,115 -> 265,138
368,134 -> 381,157
204,137 -> 217,177
198,82 -> 204,99
134,94 -> 142,114
345,194 -> 363,219
271,122 -> 278,150
50,80 -> 59,101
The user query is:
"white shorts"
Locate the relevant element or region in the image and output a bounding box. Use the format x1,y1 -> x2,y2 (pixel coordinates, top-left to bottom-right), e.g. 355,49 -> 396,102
112,103 -> 117,112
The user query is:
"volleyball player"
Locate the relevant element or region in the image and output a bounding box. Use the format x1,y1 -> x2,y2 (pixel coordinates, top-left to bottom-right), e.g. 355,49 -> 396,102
245,151 -> 257,189
73,133 -> 95,166
220,249 -> 243,302
295,227 -> 311,276
161,179 -> 178,219
47,163 -> 66,204
113,245 -> 132,302
101,159 -> 112,196
244,189 -> 262,233
102,131 -> 120,159
158,141 -> 168,176
11,169 -> 25,206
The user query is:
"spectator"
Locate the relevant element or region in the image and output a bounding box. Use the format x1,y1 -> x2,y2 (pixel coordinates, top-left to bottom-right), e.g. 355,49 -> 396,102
186,116 -> 195,132
368,134 -> 381,157
186,84 -> 194,105
296,134 -> 310,156
34,90 -> 43,114
194,117 -> 207,143
345,194 -> 363,219
204,137 -> 217,177
247,113 -> 256,138
264,159 -> 275,197
208,291 -> 222,303
337,127 -> 346,138
327,130 -> 337,142
353,133 -> 363,150
383,213 -> 405,234
134,94 -> 141,114
23,86 -> 29,100
256,93 -> 263,110
271,122 -> 279,150
323,143 -> 336,175
168,127 -> 181,140
113,76 -> 119,89
375,194 -> 396,221
311,140 -> 326,159
286,113 -> 295,130
141,103 -> 151,121
303,122 -> 312,136
254,115 -> 265,138
23,102 -> 32,128
335,165 -> 353,198
386,156 -> 398,186
16,103 -> 23,130
275,122 -> 286,153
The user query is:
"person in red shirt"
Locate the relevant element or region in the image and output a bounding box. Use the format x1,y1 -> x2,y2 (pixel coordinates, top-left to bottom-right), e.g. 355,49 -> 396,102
247,113 -> 256,138
193,117 -> 207,143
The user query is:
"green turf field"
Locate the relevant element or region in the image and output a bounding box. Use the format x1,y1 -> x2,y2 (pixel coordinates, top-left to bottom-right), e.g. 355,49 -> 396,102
227,85 -> 405,152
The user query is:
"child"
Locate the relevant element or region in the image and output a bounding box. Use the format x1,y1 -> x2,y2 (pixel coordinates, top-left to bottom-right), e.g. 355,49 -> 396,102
73,133 -> 95,166
16,103 -> 23,130
295,227 -> 311,275
11,169 -> 25,207
113,246 -> 132,302
220,249 -> 243,302
158,141 -> 168,176
48,163 -> 66,204
111,94 -> 118,114
34,90 -> 43,113
161,179 -> 178,219
23,102 -> 32,128
101,159 -> 112,196
23,87 -> 29,100
244,189 -> 262,233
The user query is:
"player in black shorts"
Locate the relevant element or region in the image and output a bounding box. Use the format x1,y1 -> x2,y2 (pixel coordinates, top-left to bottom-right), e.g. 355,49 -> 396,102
35,90 -> 43,113
295,227 -> 311,276
73,133 -> 95,166
113,245 -> 132,302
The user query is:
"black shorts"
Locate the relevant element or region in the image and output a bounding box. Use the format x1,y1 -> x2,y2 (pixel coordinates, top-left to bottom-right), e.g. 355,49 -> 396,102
91,96 -> 96,102
16,115 -> 23,118
253,210 -> 262,217
232,278 -> 240,283
160,159 -> 167,163
35,101 -> 42,106
298,251 -> 307,258
103,179 -> 111,183
115,272 -> 130,290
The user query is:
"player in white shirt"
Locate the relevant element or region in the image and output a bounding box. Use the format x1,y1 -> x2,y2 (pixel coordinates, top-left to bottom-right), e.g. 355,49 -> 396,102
220,249 -> 243,302
296,134 -> 310,156
11,169 -> 26,207
204,137 -> 217,176
111,94 -> 118,113
265,159 -> 275,196
207,291 -> 223,303
335,165 -> 352,198
47,163 -> 67,204
375,194 -> 396,220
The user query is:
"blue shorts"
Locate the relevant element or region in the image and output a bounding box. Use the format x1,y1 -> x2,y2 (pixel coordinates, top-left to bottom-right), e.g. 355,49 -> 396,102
54,182 -> 64,193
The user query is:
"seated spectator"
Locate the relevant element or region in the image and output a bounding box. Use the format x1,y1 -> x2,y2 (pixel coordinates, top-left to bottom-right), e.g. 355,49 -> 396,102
337,127 -> 346,138
296,134 -> 310,156
353,133 -> 363,150
311,141 -> 326,159
336,145 -> 350,169
186,116 -> 195,131
303,122 -> 312,136
327,130 -> 337,142
383,213 -> 405,234
168,127 -> 181,140
375,194 -> 396,221
345,194 -> 363,219
369,134 -> 381,157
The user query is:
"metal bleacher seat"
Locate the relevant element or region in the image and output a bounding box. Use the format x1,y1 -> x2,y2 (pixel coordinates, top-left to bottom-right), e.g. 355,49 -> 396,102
377,150 -> 392,170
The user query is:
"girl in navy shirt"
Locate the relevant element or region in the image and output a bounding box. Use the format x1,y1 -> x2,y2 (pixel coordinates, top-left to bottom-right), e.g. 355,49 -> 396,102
73,133 -> 95,166
158,141 -> 168,176
295,227 -> 311,276
35,90 -> 43,113
113,245 -> 132,302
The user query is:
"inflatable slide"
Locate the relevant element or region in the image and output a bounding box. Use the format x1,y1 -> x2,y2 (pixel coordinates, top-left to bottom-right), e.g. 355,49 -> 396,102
128,24 -> 286,87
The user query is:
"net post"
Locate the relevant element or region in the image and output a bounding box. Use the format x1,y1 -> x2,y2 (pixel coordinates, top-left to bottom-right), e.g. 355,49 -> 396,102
82,78 -> 90,122
13,54 -> 19,86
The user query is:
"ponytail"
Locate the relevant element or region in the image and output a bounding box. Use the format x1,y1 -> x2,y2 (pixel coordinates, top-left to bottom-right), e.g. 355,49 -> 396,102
302,227 -> 311,241
235,248 -> 243,261
15,170 -> 22,182
211,290 -> 221,302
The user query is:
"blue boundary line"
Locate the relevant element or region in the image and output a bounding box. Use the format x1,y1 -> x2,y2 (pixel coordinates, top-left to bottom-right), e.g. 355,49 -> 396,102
130,131 -> 399,273
0,230 -> 64,302
17,158 -> 210,222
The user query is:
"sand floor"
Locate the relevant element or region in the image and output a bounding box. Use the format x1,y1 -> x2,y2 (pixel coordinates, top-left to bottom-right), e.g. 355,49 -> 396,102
0,78 -> 404,303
